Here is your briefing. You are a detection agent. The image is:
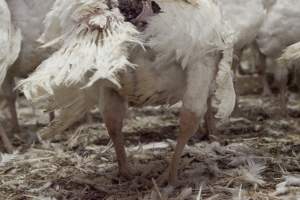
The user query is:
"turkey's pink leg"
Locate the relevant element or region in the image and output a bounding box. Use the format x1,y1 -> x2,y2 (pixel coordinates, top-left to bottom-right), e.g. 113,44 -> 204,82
169,108 -> 200,185
204,96 -> 216,137
100,88 -> 130,178
3,76 -> 20,133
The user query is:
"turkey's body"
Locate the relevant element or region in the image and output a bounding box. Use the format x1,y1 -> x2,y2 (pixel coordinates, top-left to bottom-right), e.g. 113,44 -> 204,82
0,0 -> 54,132
217,0 -> 265,52
256,0 -> 300,101
5,0 -> 55,78
257,0 -> 300,59
20,0 -> 235,184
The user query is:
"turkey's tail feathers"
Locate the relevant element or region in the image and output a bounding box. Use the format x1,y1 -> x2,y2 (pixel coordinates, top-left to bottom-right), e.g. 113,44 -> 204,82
0,0 -> 22,87
19,0 -> 141,102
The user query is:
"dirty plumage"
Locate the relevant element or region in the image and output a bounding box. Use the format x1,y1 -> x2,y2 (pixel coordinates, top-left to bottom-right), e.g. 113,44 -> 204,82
20,0 -> 141,102
257,0 -> 300,59
0,0 -> 21,87
20,0 -> 235,184
217,0 -> 266,52
255,0 -> 300,111
278,42 -> 300,67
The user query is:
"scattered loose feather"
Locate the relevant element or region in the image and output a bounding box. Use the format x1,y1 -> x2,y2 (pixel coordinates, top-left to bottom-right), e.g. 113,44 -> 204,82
0,152 -> 18,167
238,159 -> 266,186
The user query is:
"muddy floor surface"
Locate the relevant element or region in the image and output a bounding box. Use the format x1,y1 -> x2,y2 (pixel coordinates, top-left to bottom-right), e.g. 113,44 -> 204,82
1,94 -> 300,200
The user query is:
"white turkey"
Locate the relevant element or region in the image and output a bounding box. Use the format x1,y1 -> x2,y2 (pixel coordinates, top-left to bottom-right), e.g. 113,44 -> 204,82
0,0 -> 21,152
256,0 -> 300,111
19,0 -> 235,184
0,0 -> 55,134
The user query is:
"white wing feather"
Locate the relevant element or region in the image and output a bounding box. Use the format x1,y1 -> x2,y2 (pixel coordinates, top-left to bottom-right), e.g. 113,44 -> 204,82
19,0 -> 141,103
0,0 -> 22,86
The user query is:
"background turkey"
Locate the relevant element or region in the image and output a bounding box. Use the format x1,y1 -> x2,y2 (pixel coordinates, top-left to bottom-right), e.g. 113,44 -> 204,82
0,0 -> 55,147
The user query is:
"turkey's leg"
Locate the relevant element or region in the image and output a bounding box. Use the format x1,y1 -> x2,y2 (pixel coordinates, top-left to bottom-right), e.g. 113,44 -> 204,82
0,123 -> 14,153
169,108 -> 200,184
100,88 -> 130,177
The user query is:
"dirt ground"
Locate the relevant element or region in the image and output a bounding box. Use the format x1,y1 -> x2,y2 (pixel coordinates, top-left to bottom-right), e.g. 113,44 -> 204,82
1,82 -> 300,199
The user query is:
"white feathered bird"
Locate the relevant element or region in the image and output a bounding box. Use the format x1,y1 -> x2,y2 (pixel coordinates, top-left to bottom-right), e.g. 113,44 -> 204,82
256,0 -> 300,109
0,0 -> 54,132
20,0 -> 235,184
217,0 -> 266,57
0,0 -> 21,132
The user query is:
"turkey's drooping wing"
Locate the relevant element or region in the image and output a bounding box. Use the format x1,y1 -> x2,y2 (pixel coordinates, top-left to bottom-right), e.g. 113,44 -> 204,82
19,0 -> 141,104
0,0 -> 22,87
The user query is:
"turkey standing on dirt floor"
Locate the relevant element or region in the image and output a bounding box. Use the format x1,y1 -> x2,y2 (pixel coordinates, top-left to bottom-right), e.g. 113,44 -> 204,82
0,0 -> 55,133
0,0 -> 20,152
19,0 -> 235,184
256,0 -> 300,111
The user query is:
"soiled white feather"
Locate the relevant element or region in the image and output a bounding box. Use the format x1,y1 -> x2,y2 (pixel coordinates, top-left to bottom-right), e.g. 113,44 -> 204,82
284,175 -> 300,187
238,159 -> 266,186
144,0 -> 232,70
0,0 -> 22,87
278,42 -> 300,67
214,46 -> 236,119
272,176 -> 300,196
0,152 -> 18,167
20,0 -> 141,102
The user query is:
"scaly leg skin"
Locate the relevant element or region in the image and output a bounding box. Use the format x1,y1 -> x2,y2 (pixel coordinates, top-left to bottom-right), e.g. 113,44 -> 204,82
99,88 -> 131,178
3,75 -> 20,133
255,47 -> 272,97
0,123 -> 14,153
204,95 -> 216,138
168,57 -> 216,185
195,96 -> 215,141
132,0 -> 154,24
169,108 -> 200,185
231,50 -> 242,116
278,70 -> 288,117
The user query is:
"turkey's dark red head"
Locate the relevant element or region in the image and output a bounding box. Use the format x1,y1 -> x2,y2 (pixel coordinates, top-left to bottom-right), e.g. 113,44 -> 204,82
118,0 -> 161,23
